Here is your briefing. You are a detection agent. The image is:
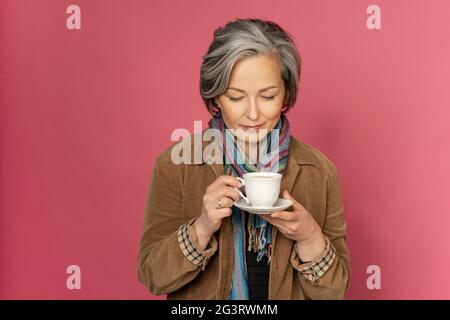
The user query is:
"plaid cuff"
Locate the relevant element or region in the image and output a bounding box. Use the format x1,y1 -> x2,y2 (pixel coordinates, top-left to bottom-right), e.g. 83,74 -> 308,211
177,218 -> 218,271
290,235 -> 337,282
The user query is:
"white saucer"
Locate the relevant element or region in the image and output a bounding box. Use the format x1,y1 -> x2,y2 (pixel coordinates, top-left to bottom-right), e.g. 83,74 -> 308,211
233,198 -> 293,215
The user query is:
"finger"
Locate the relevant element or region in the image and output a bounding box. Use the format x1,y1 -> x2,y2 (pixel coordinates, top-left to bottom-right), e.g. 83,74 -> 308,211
259,215 -> 287,232
205,206 -> 231,223
209,175 -> 241,191
216,207 -> 232,218
282,190 -> 304,211
217,197 -> 234,208
259,214 -> 272,222
205,196 -> 233,211
204,186 -> 237,203
260,214 -> 288,228
210,186 -> 240,202
270,210 -> 297,221
274,224 -> 291,236
259,214 -> 281,225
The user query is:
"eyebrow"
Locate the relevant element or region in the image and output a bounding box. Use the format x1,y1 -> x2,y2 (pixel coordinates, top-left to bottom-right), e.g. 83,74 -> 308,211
227,85 -> 278,93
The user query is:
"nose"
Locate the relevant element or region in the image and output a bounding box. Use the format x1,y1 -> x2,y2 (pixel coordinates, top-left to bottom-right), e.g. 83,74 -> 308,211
245,99 -> 260,121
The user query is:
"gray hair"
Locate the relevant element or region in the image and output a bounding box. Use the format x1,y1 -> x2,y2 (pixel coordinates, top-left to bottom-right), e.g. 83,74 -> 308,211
200,18 -> 301,115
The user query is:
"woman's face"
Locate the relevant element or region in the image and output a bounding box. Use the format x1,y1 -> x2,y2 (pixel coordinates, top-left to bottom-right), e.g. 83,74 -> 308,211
215,54 -> 286,144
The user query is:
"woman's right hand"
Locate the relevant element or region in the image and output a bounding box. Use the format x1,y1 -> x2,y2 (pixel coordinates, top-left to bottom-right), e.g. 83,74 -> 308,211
194,175 -> 242,240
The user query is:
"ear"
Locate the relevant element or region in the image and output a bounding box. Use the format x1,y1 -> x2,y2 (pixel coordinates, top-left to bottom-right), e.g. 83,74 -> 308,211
281,93 -> 289,112
214,97 -> 221,109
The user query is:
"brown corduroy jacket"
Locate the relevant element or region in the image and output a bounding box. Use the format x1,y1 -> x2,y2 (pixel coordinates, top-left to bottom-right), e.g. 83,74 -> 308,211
137,131 -> 350,299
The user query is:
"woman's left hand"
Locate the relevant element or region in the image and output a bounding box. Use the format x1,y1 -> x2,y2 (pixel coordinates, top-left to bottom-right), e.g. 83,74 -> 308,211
260,190 -> 322,245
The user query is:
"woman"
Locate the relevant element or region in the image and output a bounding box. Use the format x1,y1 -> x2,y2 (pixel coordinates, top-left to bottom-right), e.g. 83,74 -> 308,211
137,18 -> 350,300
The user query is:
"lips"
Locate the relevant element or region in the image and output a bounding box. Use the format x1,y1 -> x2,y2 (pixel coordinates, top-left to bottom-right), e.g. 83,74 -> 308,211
239,124 -> 265,131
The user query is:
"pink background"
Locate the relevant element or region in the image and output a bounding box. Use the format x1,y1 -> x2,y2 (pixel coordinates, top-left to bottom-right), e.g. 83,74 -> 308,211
1,0 -> 450,299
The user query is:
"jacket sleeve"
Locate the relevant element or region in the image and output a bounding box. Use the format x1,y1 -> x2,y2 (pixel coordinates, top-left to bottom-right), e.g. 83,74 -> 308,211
137,152 -> 218,296
290,163 -> 351,299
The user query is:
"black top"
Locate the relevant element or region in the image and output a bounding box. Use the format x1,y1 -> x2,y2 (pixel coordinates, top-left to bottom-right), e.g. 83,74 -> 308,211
244,212 -> 270,300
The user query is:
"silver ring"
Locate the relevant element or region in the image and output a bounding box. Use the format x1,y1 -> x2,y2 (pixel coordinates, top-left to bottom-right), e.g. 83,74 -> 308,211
217,199 -> 222,209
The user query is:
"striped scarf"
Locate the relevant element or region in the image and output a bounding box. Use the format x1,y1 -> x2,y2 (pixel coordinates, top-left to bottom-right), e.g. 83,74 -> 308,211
208,111 -> 290,300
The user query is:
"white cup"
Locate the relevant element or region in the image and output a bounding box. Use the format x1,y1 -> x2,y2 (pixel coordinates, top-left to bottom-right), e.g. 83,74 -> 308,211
234,172 -> 282,207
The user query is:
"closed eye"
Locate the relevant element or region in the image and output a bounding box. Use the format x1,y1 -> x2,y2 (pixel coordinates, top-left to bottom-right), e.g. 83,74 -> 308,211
228,96 -> 244,102
226,95 -> 276,101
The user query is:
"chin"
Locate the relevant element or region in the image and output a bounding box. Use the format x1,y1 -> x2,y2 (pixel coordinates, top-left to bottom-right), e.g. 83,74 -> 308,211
235,130 -> 269,144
